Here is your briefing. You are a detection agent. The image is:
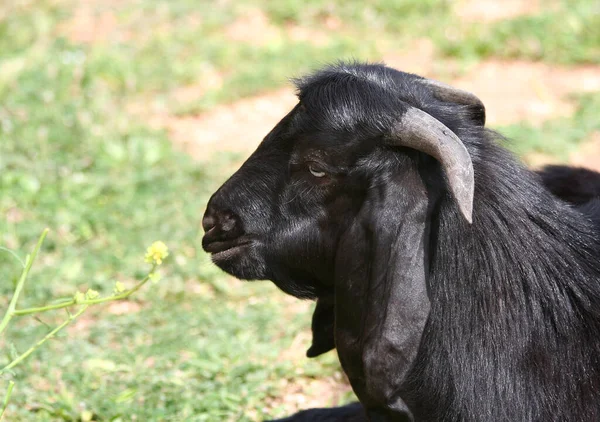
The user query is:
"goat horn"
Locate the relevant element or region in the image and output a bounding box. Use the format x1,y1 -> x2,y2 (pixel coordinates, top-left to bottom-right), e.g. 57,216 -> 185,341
386,107 -> 474,223
421,79 -> 486,125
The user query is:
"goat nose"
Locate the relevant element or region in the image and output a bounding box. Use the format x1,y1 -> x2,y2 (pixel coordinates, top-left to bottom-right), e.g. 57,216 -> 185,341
202,207 -> 241,236
202,213 -> 216,233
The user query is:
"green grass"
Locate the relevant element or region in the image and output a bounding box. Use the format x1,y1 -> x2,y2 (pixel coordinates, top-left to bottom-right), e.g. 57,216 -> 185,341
7,0 -> 454,115
5,277 -> 348,421
257,0 -> 451,30
499,93 -> 600,159
0,4 -> 352,419
437,0 -> 600,64
0,38 -> 208,298
1,0 -> 599,420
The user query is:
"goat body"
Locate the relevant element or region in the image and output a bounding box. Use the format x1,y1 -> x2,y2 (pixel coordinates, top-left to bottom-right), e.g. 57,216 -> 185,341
306,164 -> 600,360
202,62 -> 600,421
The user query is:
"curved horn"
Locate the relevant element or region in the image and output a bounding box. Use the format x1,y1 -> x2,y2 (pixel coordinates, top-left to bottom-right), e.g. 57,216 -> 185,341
386,107 -> 474,223
421,79 -> 486,125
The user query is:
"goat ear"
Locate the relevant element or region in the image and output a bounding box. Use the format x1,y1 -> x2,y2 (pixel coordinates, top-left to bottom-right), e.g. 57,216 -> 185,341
421,78 -> 486,126
334,161 -> 432,418
306,296 -> 336,358
386,106 -> 474,223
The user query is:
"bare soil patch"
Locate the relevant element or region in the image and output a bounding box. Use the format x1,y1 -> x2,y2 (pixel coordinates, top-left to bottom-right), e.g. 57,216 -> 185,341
157,56 -> 600,163
157,40 -> 443,162
58,1 -> 130,44
170,70 -> 225,104
225,8 -> 332,47
160,88 -> 299,160
383,39 -> 459,80
263,374 -> 353,418
455,0 -> 544,23
106,300 -> 142,315
452,60 -> 600,126
59,0 -> 202,45
225,8 -> 280,47
285,23 -> 331,46
67,312 -> 96,335
569,132 -> 600,172
268,334 -> 354,415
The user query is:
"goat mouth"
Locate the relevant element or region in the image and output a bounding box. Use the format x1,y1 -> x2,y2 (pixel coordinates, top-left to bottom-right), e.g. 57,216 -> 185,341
203,238 -> 252,259
211,243 -> 251,261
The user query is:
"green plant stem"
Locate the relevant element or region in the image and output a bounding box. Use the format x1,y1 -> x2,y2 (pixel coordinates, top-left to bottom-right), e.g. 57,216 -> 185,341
0,229 -> 49,336
0,305 -> 89,375
12,266 -> 156,317
0,381 -> 14,420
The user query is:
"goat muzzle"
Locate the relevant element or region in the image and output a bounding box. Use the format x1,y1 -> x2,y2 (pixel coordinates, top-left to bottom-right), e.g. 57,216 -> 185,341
201,207 -> 246,252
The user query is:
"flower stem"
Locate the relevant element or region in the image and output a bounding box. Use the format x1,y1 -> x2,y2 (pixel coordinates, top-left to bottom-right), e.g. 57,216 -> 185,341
0,229 -> 49,336
0,381 -> 14,420
12,267 -> 155,317
0,305 -> 89,375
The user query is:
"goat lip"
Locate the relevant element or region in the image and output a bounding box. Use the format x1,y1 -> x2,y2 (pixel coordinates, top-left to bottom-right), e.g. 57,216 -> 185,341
203,238 -> 252,255
210,242 -> 251,261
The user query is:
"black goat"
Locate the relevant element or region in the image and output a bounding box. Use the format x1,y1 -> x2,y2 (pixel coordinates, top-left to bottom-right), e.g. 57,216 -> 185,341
306,164 -> 600,361
202,62 -> 600,421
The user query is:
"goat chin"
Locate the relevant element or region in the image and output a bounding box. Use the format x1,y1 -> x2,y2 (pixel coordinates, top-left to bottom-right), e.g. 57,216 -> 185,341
202,61 -> 600,421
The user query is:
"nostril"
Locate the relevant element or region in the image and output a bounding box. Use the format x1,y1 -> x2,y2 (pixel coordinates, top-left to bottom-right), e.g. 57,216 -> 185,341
202,214 -> 216,233
202,209 -> 241,236
221,213 -> 236,232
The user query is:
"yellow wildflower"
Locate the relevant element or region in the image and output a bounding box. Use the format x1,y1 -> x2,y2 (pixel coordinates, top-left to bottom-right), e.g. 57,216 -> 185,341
73,291 -> 85,304
85,289 -> 99,300
144,241 -> 169,265
113,281 -> 126,294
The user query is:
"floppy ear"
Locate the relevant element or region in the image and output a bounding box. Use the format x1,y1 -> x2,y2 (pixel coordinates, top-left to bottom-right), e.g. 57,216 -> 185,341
306,295 -> 336,358
334,104 -> 474,419
334,156 -> 434,420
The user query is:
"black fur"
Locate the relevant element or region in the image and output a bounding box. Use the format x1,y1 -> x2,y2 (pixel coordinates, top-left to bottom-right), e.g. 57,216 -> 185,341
537,165 -> 600,205
307,164 -> 600,360
203,62 -> 600,421
265,402 -> 367,422
306,296 -> 336,358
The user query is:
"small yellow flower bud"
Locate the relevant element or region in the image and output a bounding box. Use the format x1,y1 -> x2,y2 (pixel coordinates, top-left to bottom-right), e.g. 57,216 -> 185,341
113,281 -> 126,294
80,410 -> 93,422
73,291 -> 85,304
85,289 -> 99,300
144,241 -> 169,265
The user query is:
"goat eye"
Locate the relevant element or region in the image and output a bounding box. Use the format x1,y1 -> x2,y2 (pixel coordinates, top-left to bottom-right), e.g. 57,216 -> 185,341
308,165 -> 327,178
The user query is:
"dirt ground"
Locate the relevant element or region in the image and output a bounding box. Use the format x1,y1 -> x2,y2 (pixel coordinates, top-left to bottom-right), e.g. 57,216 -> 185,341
59,2 -> 600,170
161,50 -> 600,171
454,0 -> 543,23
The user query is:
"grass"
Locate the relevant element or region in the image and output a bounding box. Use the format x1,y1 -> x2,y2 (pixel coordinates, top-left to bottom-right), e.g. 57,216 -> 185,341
4,278 -> 348,421
500,93 -> 600,159
437,0 -> 600,64
0,13 -> 350,419
0,2 -> 358,419
0,0 -> 599,420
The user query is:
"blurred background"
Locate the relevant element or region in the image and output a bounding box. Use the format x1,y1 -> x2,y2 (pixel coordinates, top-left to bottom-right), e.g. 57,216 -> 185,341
0,0 -> 598,420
